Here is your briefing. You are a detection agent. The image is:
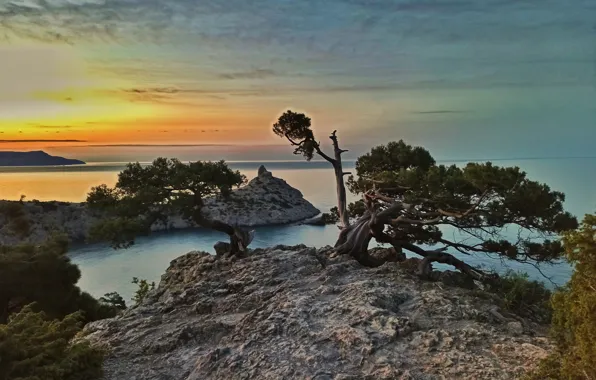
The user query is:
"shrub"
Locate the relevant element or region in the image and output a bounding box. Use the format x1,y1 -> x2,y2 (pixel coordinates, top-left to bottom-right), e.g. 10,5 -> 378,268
486,270 -> 552,323
99,292 -> 127,310
0,304 -> 104,380
528,214 -> 596,379
0,236 -> 119,324
0,202 -> 25,219
132,277 -> 155,306
320,211 -> 339,224
8,215 -> 31,237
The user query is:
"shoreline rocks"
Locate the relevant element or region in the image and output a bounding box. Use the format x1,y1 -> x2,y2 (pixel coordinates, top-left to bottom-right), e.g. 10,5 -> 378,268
0,166 -> 320,245
82,245 -> 551,380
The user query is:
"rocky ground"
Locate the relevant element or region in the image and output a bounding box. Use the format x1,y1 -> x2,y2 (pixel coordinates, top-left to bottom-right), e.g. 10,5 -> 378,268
82,245 -> 551,380
0,166 -> 319,245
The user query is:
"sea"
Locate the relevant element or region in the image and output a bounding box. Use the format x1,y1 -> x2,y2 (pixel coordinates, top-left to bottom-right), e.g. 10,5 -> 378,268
1,158 -> 595,301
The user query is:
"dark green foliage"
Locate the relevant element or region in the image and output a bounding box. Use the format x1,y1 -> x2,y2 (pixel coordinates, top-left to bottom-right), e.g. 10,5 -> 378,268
320,211 -> 339,225
486,271 -> 552,322
346,140 -> 578,264
8,216 -> 31,238
0,202 -> 31,238
99,292 -> 127,310
0,202 -> 25,219
272,110 -> 316,160
87,158 -> 246,249
528,214 -> 596,379
0,236 -> 118,324
131,278 -> 155,306
0,304 -> 104,380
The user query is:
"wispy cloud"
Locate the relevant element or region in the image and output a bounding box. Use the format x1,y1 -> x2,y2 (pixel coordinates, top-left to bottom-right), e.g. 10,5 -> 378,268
412,110 -> 467,114
219,69 -> 278,80
33,125 -> 75,129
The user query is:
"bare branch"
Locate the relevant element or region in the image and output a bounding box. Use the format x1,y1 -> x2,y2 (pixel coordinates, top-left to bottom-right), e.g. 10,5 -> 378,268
391,215 -> 442,225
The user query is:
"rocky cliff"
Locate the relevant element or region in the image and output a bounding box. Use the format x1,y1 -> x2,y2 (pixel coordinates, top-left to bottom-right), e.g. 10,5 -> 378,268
82,245 -> 551,380
0,166 -> 319,245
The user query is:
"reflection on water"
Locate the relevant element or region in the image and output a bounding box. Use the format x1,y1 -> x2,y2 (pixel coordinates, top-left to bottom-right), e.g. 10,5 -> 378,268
1,159 -> 593,300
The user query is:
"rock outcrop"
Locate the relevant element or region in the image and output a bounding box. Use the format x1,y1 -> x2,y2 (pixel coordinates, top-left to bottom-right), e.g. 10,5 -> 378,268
0,166 -> 319,245
82,245 -> 551,380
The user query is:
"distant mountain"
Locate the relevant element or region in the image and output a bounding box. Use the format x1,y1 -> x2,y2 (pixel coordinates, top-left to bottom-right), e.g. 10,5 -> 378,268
0,151 -> 85,167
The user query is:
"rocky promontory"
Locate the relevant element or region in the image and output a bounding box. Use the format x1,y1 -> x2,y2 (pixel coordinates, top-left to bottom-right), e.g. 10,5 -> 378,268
0,166 -> 320,245
82,245 -> 551,379
0,150 -> 85,166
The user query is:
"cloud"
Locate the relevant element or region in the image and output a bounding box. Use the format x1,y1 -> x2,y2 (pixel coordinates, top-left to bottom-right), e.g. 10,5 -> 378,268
1,0 -> 591,103
78,144 -> 236,147
218,69 -> 277,80
33,125 -> 75,129
412,110 -> 467,114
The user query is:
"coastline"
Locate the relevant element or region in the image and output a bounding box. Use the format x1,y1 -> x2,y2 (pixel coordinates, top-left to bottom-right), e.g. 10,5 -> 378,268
0,166 -> 320,246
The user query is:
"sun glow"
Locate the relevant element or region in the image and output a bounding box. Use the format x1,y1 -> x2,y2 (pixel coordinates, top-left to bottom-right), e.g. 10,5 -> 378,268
0,44 -> 174,147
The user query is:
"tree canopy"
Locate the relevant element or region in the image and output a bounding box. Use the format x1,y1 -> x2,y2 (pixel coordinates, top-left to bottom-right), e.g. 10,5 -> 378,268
273,110 -> 351,227
274,110 -> 577,279
0,236 -> 118,324
87,158 -> 254,254
337,140 -> 578,279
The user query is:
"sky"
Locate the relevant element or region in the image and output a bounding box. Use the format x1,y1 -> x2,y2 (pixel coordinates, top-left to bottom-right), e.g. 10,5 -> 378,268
0,0 -> 594,161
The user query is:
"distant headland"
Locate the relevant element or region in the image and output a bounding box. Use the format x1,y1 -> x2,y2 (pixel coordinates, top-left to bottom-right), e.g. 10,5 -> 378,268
0,151 -> 85,167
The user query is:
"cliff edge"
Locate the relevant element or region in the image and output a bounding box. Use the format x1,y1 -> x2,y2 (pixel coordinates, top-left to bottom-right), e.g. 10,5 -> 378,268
82,245 -> 551,380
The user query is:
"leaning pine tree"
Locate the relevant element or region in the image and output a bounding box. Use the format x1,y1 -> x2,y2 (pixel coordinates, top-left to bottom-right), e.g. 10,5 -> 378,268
273,110 -> 578,281
87,158 -> 254,255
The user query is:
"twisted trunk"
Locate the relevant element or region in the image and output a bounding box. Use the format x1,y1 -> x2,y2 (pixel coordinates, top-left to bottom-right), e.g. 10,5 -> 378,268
191,197 -> 254,256
333,202 -> 494,283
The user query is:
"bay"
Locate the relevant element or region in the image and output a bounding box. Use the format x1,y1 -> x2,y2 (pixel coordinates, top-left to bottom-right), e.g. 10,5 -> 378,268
1,158 -> 594,301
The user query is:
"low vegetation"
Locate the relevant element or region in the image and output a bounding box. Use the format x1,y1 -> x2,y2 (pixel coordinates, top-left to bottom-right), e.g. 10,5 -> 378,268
0,236 -> 119,379
0,236 -> 119,324
131,277 -> 155,306
0,305 -> 104,380
528,213 -> 596,379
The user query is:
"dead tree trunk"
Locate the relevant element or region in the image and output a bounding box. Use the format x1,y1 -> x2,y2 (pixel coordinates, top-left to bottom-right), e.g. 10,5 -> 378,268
310,131 -> 350,228
329,131 -> 350,228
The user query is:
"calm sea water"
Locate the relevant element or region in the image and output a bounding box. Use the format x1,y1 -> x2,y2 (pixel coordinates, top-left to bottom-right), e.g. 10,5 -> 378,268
1,158 -> 594,301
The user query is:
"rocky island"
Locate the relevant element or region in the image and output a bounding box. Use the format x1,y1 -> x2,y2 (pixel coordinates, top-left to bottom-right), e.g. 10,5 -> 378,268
0,150 -> 85,166
0,166 -> 320,245
82,245 -> 550,379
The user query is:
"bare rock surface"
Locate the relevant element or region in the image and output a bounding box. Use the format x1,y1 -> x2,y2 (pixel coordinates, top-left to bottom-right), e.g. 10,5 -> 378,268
82,245 -> 551,380
0,166 -> 319,245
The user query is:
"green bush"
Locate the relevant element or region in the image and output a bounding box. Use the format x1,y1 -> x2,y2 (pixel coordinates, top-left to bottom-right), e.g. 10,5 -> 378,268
0,304 -> 104,380
528,214 -> 596,379
0,236 -> 119,324
486,270 -> 552,322
99,292 -> 127,310
0,202 -> 25,220
132,277 -> 155,306
8,215 -> 31,237
320,211 -> 339,224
